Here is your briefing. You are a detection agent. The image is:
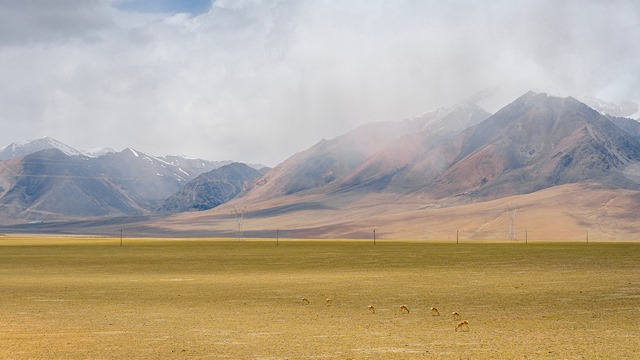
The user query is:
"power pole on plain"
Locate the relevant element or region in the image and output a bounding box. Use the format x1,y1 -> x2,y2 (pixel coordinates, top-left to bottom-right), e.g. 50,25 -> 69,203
276,228 -> 279,246
120,229 -> 123,247
232,205 -> 246,241
456,230 -> 459,244
373,229 -> 376,246
525,230 -> 528,244
506,205 -> 518,241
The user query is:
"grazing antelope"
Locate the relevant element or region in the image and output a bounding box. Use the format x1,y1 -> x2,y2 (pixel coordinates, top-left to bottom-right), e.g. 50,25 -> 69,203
455,320 -> 470,332
367,305 -> 375,314
399,305 -> 410,314
452,311 -> 461,320
326,298 -> 332,305
430,307 -> 440,316
301,297 -> 309,304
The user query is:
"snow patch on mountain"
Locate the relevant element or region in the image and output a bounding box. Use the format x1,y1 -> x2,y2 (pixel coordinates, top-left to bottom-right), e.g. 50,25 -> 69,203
82,147 -> 116,157
580,96 -> 639,118
0,137 -> 84,160
126,148 -> 140,157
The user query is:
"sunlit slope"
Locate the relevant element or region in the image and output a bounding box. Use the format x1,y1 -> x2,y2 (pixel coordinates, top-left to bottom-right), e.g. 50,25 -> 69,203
154,183 -> 640,240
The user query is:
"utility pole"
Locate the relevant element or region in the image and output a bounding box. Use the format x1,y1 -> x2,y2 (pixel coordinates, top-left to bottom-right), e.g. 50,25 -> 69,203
506,205 -> 518,241
373,229 -> 376,245
120,229 -> 123,247
232,205 -> 246,241
276,228 -> 279,246
456,230 -> 459,244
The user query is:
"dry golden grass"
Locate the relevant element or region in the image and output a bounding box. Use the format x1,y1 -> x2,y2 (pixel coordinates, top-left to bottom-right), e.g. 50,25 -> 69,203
1,237 -> 639,358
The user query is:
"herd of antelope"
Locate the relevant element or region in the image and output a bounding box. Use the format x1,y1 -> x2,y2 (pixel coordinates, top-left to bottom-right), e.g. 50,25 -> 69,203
301,297 -> 470,332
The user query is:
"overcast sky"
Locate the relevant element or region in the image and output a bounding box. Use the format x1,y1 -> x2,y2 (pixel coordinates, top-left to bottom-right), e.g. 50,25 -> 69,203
1,0 -> 639,165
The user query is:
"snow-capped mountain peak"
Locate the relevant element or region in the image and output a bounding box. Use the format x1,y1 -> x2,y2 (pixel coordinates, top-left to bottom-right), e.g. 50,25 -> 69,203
0,136 -> 84,160
82,147 -> 116,158
580,96 -> 639,118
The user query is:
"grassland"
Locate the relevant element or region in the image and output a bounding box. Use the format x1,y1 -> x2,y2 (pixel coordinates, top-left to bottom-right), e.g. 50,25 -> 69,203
1,237 -> 639,359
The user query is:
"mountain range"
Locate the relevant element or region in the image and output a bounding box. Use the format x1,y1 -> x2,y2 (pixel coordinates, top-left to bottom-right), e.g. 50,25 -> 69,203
240,92 -> 640,203
167,91 -> 640,239
0,141 -> 265,222
1,91 -> 639,239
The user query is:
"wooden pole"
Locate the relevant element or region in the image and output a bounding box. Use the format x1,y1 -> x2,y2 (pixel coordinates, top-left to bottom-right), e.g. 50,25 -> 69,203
276,228 -> 279,246
456,230 -> 459,244
373,229 -> 376,246
525,230 -> 528,244
120,229 -> 123,247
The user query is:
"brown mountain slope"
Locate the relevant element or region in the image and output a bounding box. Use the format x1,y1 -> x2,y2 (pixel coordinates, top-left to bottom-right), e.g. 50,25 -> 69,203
250,92 -> 640,209
141,183 -> 640,241
339,92 -> 640,200
430,92 -> 640,198
0,149 -> 144,220
245,102 -> 490,202
242,117 -> 427,202
163,92 -> 640,239
3,93 -> 639,239
162,92 -> 640,240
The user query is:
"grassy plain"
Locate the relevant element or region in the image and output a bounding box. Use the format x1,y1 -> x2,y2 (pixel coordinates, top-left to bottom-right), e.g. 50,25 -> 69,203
0,237 -> 639,359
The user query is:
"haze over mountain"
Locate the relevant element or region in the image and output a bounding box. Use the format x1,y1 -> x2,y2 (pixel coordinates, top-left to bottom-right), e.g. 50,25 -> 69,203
235,92 -> 640,211
0,149 -> 147,219
241,100 -> 491,203
0,139 -> 264,221
579,96 -> 639,118
148,91 -> 640,240
1,91 -> 640,240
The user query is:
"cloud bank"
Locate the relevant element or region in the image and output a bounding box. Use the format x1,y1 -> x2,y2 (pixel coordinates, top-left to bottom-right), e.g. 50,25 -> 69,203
1,0 -> 639,165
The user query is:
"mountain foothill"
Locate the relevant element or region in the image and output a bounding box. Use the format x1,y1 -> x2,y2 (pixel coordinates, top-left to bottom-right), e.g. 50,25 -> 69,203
1,91 -> 640,239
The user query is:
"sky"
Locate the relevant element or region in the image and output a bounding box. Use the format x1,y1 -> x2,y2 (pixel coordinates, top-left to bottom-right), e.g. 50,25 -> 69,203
1,0 -> 639,166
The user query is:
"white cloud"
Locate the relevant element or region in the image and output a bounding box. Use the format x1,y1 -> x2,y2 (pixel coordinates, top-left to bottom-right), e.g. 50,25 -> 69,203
0,0 -> 113,45
0,0 -> 639,165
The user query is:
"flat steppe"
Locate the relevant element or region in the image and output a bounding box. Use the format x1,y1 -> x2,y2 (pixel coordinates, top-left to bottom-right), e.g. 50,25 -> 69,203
1,237 -> 639,358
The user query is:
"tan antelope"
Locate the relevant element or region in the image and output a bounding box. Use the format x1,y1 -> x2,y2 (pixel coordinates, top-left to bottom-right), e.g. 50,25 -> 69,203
367,305 -> 375,314
399,305 -> 410,314
301,297 -> 309,304
430,307 -> 440,316
455,320 -> 470,332
452,311 -> 461,320
326,298 -> 332,305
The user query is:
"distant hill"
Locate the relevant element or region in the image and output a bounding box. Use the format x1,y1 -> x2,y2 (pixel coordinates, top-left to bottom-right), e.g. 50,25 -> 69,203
159,162 -> 263,213
0,149 -> 143,219
0,139 -> 259,221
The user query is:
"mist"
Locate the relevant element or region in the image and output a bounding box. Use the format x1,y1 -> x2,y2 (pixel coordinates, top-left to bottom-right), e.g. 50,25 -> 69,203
0,0 -> 638,165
